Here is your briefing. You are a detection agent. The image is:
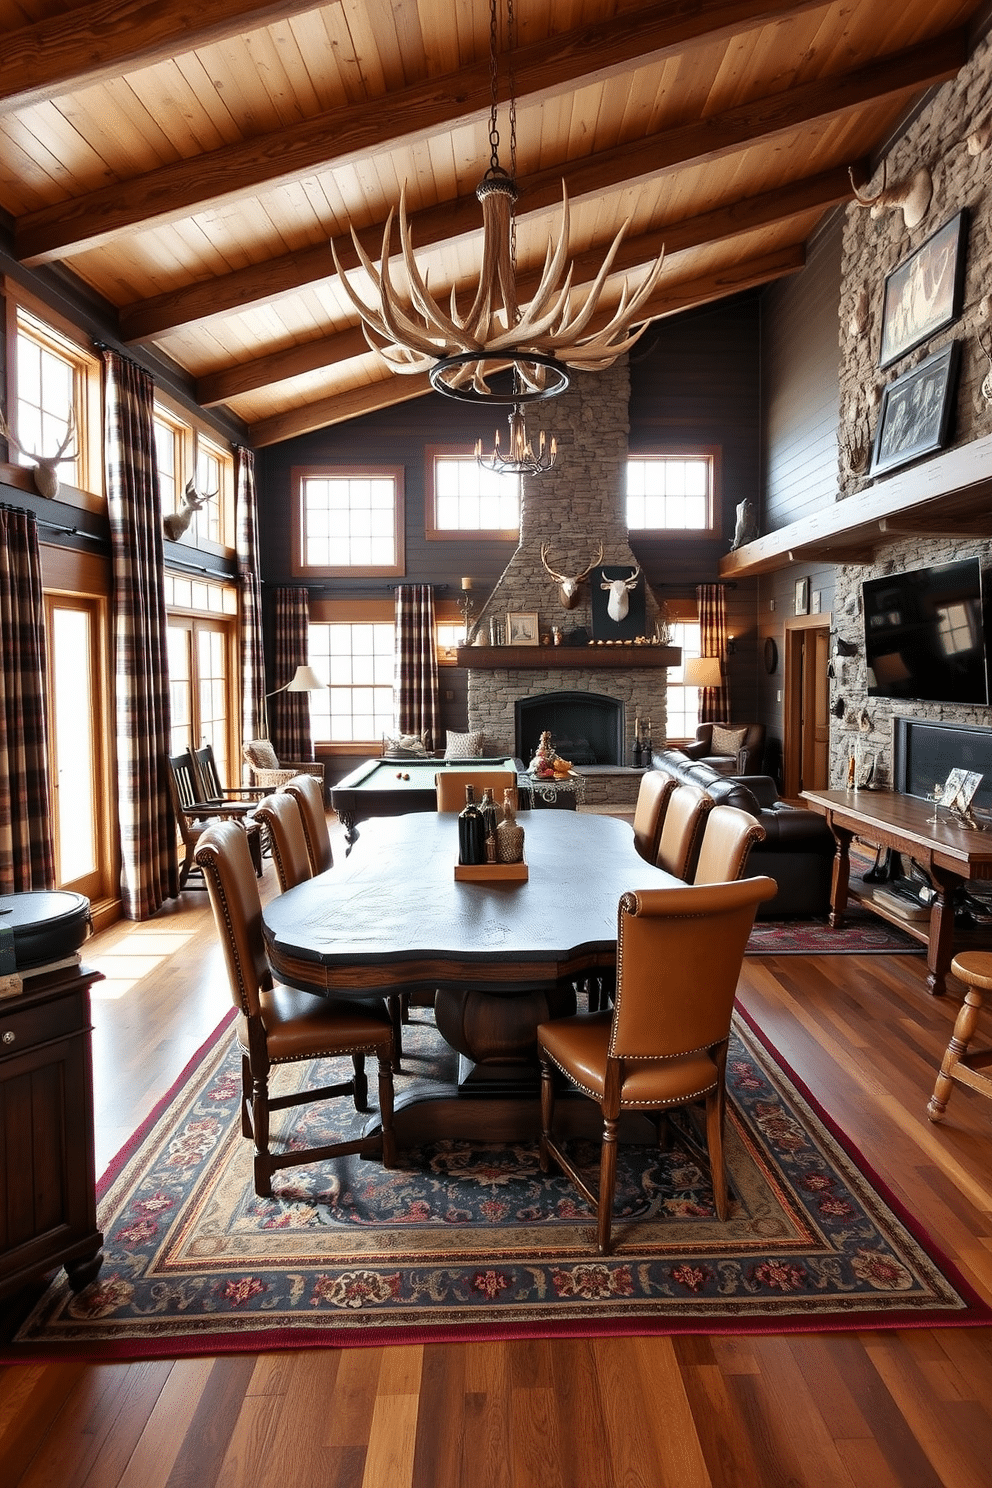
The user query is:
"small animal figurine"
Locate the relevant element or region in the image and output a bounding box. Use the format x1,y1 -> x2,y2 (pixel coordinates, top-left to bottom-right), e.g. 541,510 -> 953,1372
730,499 -> 757,550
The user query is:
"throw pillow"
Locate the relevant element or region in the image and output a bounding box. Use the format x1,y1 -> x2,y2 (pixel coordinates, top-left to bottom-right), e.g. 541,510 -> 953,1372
382,731 -> 428,759
445,729 -> 484,759
710,724 -> 748,758
244,738 -> 280,770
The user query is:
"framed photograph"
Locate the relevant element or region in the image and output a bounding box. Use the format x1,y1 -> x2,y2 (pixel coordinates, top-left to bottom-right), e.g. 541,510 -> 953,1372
794,577 -> 809,616
869,341 -> 960,478
940,768 -> 983,811
879,211 -> 967,369
506,611 -> 539,646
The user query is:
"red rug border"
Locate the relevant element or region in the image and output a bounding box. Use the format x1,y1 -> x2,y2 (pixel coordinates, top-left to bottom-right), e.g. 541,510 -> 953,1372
5,1005 -> 990,1361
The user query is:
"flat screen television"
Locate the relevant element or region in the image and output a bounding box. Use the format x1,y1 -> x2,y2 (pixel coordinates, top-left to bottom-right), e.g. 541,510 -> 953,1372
862,557 -> 989,705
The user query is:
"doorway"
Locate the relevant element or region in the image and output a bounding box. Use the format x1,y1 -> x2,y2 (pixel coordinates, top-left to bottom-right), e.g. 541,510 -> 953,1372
783,616 -> 831,798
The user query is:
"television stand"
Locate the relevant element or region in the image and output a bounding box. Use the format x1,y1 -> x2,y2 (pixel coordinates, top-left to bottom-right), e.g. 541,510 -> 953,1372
801,788 -> 992,997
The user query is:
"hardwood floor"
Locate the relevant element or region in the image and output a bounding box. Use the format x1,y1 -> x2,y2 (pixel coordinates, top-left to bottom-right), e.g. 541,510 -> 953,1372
4,815 -> 992,1488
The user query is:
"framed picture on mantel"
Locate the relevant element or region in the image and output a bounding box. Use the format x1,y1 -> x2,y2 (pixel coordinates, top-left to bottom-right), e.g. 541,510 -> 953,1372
869,341 -> 960,478
879,210 -> 967,369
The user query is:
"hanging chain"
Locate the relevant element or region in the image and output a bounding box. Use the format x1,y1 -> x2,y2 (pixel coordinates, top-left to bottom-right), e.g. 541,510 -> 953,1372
487,0 -> 501,174
507,0 -> 517,182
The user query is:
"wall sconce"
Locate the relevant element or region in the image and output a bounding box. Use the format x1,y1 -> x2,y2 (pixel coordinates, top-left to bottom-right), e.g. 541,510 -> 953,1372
726,634 -> 736,655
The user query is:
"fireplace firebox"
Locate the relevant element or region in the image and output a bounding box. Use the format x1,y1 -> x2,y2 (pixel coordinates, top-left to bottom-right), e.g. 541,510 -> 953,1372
515,691 -> 623,766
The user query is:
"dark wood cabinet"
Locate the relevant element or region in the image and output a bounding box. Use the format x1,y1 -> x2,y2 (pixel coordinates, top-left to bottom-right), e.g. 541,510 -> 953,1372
0,966 -> 104,1300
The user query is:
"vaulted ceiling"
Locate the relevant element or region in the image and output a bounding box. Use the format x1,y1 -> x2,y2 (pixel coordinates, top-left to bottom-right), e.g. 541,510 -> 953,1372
1,0 -> 985,446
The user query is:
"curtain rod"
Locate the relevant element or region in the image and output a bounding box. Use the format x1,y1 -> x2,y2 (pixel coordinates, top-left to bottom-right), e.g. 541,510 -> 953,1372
37,519 -> 104,543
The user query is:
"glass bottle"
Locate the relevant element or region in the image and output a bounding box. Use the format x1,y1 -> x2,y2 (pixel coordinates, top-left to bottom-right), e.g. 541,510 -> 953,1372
480,787 -> 499,862
497,787 -> 525,863
458,784 -> 486,865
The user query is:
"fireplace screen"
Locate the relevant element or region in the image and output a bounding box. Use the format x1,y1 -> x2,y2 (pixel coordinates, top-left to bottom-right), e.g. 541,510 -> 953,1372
515,692 -> 623,766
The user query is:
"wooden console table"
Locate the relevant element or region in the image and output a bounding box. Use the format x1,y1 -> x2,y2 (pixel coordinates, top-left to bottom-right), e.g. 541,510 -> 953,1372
801,788 -> 992,997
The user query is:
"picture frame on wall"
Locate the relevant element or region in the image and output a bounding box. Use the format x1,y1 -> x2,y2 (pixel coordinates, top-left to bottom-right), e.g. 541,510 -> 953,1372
869,341 -> 960,479
506,611 -> 540,646
878,210 -> 967,369
794,577 -> 809,616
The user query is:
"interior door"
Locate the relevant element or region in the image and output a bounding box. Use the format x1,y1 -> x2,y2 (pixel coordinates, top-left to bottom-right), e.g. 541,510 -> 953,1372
784,620 -> 831,797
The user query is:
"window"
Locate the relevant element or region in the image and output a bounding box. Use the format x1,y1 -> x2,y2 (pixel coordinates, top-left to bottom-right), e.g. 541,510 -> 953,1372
665,620 -> 703,741
45,596 -> 110,900
308,619 -> 396,744
165,574 -> 239,769
626,452 -> 719,533
427,449 -> 520,538
293,466 -> 405,576
436,620 -> 465,663
8,303 -> 102,503
155,405 -> 233,551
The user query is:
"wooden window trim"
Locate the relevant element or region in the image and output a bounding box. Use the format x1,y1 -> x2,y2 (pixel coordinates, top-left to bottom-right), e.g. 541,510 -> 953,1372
626,447 -> 722,539
292,465 -> 405,578
154,394 -> 235,558
425,445 -> 520,541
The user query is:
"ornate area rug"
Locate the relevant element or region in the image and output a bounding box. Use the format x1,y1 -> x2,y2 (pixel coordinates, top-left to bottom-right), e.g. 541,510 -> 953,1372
747,907 -> 923,955
4,1008 -> 985,1359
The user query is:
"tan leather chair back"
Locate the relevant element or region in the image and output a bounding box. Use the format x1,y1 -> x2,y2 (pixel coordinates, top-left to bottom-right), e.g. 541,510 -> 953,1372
611,878 -> 777,1059
693,804 -> 766,885
632,771 -> 677,862
655,783 -> 714,879
255,790 -> 313,891
194,820 -> 270,1019
285,773 -> 333,874
435,769 -> 516,812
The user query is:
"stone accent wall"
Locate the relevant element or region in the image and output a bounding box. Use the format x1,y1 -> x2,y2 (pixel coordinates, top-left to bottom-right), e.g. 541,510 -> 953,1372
830,34 -> 992,788
465,356 -> 669,749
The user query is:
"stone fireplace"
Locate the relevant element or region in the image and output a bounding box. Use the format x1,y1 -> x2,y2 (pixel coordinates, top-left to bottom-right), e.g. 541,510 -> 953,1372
461,359 -> 676,792
516,691 -> 624,766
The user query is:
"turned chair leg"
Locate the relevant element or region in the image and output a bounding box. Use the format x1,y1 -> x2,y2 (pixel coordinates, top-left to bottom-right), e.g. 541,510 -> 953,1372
377,1051 -> 397,1168
597,1117 -> 618,1254
351,1053 -> 368,1111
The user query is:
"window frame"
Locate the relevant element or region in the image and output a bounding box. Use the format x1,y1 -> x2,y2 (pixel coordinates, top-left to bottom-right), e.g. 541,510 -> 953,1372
425,445 -> 520,541
292,465 -> 405,578
625,447 -> 722,539
308,598 -> 397,752
4,286 -> 104,511
154,396 -> 235,555
661,601 -> 703,745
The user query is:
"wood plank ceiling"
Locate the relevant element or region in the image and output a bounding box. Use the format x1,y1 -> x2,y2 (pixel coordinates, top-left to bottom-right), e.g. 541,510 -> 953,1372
0,0 -> 985,446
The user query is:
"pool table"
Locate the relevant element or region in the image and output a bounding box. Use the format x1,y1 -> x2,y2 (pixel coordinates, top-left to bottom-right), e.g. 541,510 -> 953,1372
330,755 -> 523,845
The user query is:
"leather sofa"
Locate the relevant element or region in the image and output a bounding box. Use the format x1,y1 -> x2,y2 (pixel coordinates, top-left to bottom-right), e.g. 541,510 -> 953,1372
684,721 -> 766,775
650,748 -> 834,918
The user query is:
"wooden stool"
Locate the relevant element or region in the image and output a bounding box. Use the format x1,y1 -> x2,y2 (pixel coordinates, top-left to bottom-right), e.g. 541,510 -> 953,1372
927,953 -> 992,1121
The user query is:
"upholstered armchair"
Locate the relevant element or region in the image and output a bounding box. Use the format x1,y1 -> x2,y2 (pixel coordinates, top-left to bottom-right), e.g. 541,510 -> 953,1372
685,722 -> 765,776
242,739 -> 326,799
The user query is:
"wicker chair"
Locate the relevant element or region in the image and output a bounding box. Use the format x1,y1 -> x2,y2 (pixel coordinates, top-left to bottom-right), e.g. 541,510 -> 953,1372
242,738 -> 326,798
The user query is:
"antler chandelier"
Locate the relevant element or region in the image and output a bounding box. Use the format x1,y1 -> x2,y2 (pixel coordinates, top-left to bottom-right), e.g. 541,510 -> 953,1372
332,0 -> 666,407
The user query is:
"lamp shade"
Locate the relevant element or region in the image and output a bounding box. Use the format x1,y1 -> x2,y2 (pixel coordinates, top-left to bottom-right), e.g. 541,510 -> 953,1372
284,664 -> 327,692
684,656 -> 723,689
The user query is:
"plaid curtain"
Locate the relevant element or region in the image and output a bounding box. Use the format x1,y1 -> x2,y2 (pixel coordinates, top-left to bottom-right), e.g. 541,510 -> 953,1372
235,445 -> 266,753
103,350 -> 178,918
696,583 -> 731,723
394,584 -> 439,750
0,504 -> 55,892
271,586 -> 312,760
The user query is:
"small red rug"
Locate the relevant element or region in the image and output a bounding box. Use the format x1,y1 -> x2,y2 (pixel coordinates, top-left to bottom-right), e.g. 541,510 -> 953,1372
747,906 -> 923,955
3,1006 -> 986,1359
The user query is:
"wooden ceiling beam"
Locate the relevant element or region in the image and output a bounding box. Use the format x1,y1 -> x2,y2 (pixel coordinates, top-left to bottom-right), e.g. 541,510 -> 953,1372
198,169 -> 838,405
246,244 -> 805,444
15,15 -> 962,267
0,1 -> 326,114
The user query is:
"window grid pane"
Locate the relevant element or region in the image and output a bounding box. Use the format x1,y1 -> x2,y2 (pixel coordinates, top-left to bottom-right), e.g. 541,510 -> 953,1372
665,621 -> 702,740
302,475 -> 398,567
432,457 -> 520,531
309,622 -> 395,741
626,458 -> 712,530
15,329 -> 81,487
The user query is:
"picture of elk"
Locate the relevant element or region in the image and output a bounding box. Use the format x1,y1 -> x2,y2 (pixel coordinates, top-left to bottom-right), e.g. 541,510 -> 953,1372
163,477 -> 217,541
0,407 -> 76,499
540,542 -> 603,609
601,562 -> 641,623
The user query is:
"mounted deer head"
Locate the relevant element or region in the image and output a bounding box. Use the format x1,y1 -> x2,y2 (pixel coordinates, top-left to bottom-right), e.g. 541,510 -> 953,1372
600,563 -> 641,624
163,477 -> 217,541
540,542 -> 603,609
978,326 -> 992,407
966,117 -> 992,155
0,407 -> 76,499
848,162 -> 932,231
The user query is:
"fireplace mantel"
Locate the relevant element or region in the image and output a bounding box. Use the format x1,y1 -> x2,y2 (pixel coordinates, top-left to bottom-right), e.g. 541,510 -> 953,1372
455,645 -> 681,669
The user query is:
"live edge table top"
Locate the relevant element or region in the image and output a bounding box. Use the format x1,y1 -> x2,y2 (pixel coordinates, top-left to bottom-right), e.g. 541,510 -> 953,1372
262,810 -> 677,1001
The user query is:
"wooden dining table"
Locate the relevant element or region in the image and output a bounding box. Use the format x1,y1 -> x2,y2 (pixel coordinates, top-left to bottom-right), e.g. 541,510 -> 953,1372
262,810 -> 677,1141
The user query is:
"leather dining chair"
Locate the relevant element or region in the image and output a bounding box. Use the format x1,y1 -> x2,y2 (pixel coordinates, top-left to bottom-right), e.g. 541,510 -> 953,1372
254,790 -> 314,892
194,819 -> 396,1197
435,769 -> 517,812
538,875 -> 777,1253
632,770 -> 678,862
693,804 -> 767,885
285,773 -> 334,874
655,783 -> 714,880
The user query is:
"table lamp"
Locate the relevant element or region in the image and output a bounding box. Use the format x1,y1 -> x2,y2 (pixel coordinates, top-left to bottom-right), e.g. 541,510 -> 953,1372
683,656 -> 723,689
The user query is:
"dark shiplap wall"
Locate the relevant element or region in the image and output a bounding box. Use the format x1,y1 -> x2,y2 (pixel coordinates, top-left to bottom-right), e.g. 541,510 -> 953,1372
257,293 -> 764,740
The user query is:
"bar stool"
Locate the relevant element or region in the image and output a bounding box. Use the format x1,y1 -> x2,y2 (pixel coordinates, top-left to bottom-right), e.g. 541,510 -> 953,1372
927,952 -> 992,1121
